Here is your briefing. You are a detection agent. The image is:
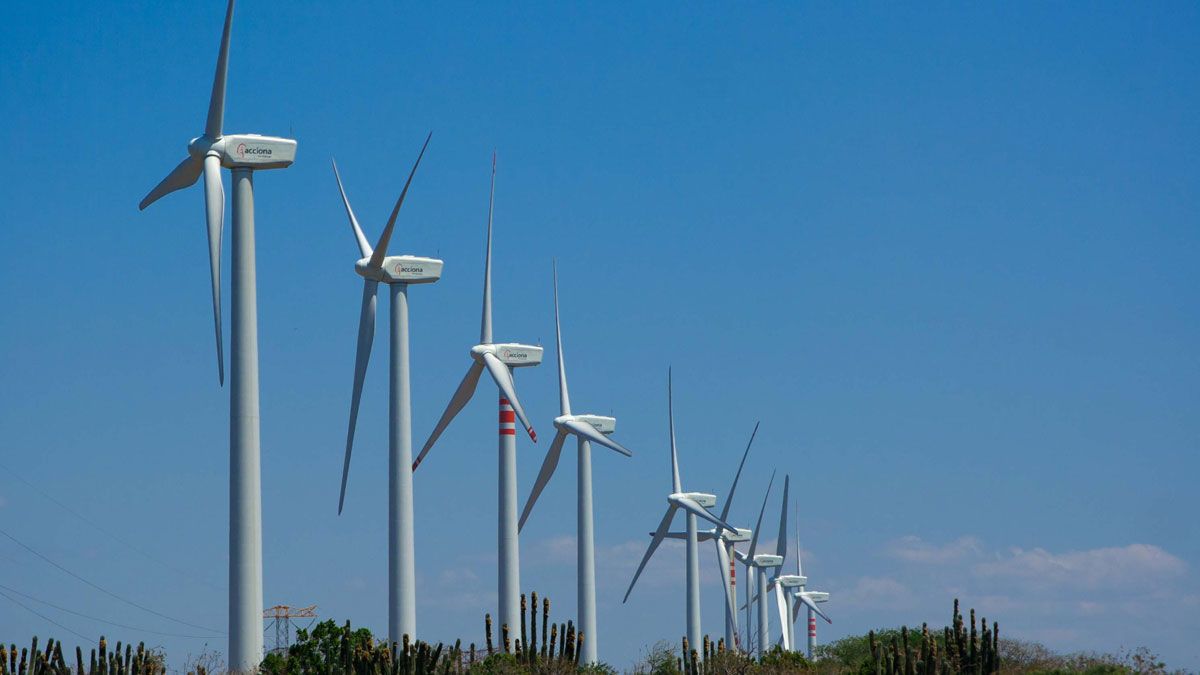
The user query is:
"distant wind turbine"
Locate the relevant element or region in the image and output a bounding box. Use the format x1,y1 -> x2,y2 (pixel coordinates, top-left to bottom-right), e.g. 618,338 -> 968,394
414,154 -> 541,636
624,370 -> 738,658
518,263 -> 634,664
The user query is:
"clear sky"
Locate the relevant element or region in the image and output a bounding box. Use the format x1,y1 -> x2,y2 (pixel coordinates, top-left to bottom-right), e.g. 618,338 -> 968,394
1,1 -> 1197,671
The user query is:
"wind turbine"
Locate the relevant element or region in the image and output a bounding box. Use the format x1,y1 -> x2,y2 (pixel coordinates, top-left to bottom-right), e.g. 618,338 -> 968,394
735,473 -> 787,656
137,0 -> 295,669
331,134 -> 437,646
655,424 -> 759,651
414,154 -> 541,636
790,523 -> 832,657
624,369 -> 738,658
749,485 -> 832,654
517,263 -> 633,664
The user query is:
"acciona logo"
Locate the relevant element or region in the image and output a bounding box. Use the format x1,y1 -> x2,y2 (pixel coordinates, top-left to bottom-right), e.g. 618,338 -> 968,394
236,142 -> 273,158
397,265 -> 424,274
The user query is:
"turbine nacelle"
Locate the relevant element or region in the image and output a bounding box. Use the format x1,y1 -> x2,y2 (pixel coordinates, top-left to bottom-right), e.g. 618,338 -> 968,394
719,527 -> 753,542
471,343 -> 543,368
187,134 -> 297,170
670,491 -> 716,509
555,414 -> 616,435
355,255 -> 443,284
753,553 -> 784,567
802,591 -> 829,603
776,574 -> 808,588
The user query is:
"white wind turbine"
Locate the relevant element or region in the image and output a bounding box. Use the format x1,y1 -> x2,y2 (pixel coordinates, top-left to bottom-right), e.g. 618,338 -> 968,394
414,154 -> 541,636
735,473 -> 787,656
747,484 -> 832,654
656,424 -> 759,651
624,370 -> 739,658
331,134 -> 437,646
517,263 -> 634,665
790,526 -> 832,657
137,0 -> 295,669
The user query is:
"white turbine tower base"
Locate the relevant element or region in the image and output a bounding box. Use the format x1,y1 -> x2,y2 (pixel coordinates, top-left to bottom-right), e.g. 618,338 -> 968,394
332,135 -> 437,646
138,1 -> 296,670
415,154 -> 540,636
518,263 -> 634,665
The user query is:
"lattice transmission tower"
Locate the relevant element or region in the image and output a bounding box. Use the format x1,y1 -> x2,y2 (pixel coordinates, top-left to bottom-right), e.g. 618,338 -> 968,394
263,604 -> 318,654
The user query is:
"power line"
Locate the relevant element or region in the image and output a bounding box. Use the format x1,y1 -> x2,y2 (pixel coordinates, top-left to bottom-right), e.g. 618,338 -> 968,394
0,588 -> 94,643
0,460 -> 225,592
0,583 -> 216,639
0,526 -> 222,635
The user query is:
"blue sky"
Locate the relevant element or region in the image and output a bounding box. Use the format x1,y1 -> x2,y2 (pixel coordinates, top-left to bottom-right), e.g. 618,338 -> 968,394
1,1 -> 1197,670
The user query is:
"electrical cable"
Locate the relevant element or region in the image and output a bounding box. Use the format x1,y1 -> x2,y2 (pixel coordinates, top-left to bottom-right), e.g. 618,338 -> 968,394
0,460 -> 224,592
0,588 -> 94,642
0,527 -> 223,635
0,583 -> 217,639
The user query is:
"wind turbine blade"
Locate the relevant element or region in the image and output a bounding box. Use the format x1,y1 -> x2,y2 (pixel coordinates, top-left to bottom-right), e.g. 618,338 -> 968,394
667,368 -> 682,493
623,505 -> 678,603
776,474 -> 790,559
719,421 -> 759,522
552,261 -> 570,415
795,500 -> 802,576
746,470 -> 777,560
414,361 -> 485,471
480,152 -> 495,344
792,593 -> 803,624
716,540 -> 737,633
774,583 -> 790,651
202,154 -> 225,385
563,419 -> 632,457
518,429 -> 569,531
337,279 -> 378,514
481,352 -> 536,442
331,158 -> 372,258
798,593 -> 832,624
205,0 -> 234,139
139,155 -> 203,210
674,496 -> 738,535
367,132 -> 431,269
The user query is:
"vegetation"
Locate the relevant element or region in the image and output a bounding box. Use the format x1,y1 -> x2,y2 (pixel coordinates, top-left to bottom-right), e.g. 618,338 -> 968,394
0,636 -> 165,675
3,597 -> 1178,673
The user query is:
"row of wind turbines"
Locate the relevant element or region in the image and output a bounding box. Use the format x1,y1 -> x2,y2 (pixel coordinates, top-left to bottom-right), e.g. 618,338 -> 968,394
135,0 -> 831,669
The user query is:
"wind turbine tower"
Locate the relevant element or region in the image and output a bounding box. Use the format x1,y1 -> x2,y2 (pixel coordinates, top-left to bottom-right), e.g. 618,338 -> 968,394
625,370 -> 738,658
331,134 -> 437,645
415,155 -> 541,636
518,264 -> 634,664
137,1 -> 295,669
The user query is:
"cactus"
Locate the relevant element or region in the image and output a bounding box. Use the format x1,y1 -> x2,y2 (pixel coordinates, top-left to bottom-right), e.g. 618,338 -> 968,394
484,613 -> 494,656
